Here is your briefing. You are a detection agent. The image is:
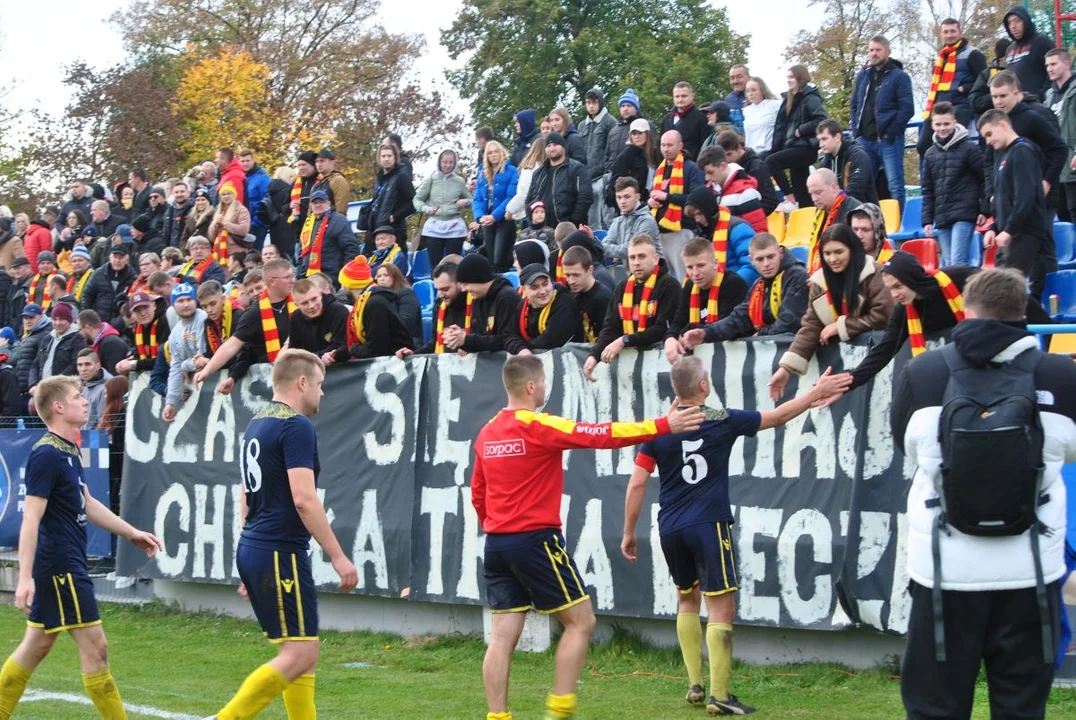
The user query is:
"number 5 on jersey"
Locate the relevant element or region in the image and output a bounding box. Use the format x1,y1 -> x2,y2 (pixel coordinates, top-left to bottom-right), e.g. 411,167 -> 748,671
681,438 -> 708,484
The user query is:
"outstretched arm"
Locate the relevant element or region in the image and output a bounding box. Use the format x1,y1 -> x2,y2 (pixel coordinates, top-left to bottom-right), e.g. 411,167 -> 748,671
759,368 -> 851,430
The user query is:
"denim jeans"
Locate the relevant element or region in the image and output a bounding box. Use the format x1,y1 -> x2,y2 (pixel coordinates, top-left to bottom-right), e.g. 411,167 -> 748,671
859,135 -> 906,212
934,221 -> 974,266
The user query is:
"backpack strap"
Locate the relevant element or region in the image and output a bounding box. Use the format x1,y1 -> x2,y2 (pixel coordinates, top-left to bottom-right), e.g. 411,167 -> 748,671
931,518 -> 948,662
1029,529 -> 1054,663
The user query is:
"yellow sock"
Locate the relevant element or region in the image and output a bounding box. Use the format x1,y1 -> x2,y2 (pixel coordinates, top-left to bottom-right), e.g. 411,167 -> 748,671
82,667 -> 127,720
545,692 -> 576,719
487,713 -> 512,720
217,664 -> 289,720
707,622 -> 734,701
282,673 -> 316,720
0,657 -> 32,720
675,612 -> 704,686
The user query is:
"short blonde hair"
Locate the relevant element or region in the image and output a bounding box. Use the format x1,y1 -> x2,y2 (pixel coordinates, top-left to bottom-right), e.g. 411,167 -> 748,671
272,349 -> 325,390
36,376 -> 82,423
274,166 -> 296,184
502,355 -> 544,395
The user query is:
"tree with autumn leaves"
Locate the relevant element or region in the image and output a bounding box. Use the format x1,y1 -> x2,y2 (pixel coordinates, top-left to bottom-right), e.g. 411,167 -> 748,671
19,0 -> 461,203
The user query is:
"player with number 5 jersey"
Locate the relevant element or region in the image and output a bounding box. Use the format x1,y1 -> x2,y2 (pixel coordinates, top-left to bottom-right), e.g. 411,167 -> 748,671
206,349 -> 358,720
621,356 -> 850,716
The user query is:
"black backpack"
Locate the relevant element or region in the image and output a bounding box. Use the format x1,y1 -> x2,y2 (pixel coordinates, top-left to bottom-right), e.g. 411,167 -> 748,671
930,343 -> 1052,662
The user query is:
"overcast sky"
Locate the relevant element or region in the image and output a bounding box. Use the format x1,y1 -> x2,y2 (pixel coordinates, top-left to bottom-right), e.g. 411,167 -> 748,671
1,0 -> 814,124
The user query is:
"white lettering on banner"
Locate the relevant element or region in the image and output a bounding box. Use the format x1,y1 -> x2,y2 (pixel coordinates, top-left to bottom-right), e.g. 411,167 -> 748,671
887,512 -> 911,633
484,440 -> 525,457
649,503 -> 677,616
237,366 -> 272,417
723,342 -> 748,476
573,498 -> 614,609
614,351 -> 639,475
126,374 -> 161,463
409,357 -> 428,463
457,486 -> 484,600
736,506 -> 782,624
352,488 -> 389,590
747,342 -> 777,479
420,486 -> 458,595
780,357 -> 836,480
163,393 -> 199,464
862,358 -> 896,479
558,351 -> 606,473
309,489 -> 337,587
155,483 -> 190,576
778,508 -> 832,625
193,484 -> 226,580
433,354 -> 477,486
363,359 -> 407,466
852,511 -> 892,628
204,381 -> 237,464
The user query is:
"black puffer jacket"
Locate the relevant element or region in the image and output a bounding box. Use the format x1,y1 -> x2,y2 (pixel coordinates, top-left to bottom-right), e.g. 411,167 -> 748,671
29,328 -> 87,387
922,124 -> 985,228
525,158 -> 594,226
15,315 -> 52,392
371,165 -> 416,237
772,85 -> 828,152
738,149 -> 779,215
605,144 -> 652,207
81,264 -> 138,323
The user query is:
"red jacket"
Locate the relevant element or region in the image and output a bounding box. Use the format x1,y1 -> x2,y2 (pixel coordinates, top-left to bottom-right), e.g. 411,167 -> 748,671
719,165 -> 769,233
23,221 -> 53,274
219,158 -> 246,205
471,409 -> 670,534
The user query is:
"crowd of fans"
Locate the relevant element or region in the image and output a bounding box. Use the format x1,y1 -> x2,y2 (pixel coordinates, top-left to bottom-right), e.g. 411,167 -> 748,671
0,11 -> 1067,437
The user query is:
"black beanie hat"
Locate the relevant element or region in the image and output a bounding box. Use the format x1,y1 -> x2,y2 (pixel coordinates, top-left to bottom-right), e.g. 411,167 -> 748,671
132,214 -> 152,233
298,151 -> 318,165
513,239 -> 549,269
545,132 -> 566,147
562,230 -> 603,263
881,251 -> 939,297
456,253 -> 495,284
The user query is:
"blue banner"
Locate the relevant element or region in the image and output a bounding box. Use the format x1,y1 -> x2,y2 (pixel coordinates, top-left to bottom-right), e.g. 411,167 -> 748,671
0,429 -> 114,558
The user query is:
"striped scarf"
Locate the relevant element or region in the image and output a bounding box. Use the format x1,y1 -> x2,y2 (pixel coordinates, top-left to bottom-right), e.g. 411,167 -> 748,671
877,239 -> 895,264
259,290 -> 295,363
179,258 -> 215,283
824,283 -> 849,320
905,270 -> 965,357
555,252 -> 566,284
67,270 -> 92,303
287,175 -> 303,223
711,206 -> 730,290
135,320 -> 159,360
518,291 -> 556,342
652,154 -> 685,231
346,290 -> 372,347
371,243 -> 401,272
205,301 -> 234,355
303,213 -> 330,275
620,271 -> 659,334
923,43 -> 961,119
435,294 -> 472,354
688,281 -> 720,324
29,272 -> 55,310
748,273 -> 783,330
808,193 -> 848,273
212,228 -> 229,262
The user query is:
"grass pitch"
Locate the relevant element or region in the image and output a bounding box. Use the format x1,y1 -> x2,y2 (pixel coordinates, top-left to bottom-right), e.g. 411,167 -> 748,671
0,601 -> 1073,718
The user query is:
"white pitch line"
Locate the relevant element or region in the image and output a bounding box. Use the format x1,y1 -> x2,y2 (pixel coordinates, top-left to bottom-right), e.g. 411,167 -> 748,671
23,689 -> 201,719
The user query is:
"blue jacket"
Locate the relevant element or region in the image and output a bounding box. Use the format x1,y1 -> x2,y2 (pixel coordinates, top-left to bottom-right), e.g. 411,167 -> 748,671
473,163 -> 520,222
851,59 -> 915,140
244,165 -> 271,229
369,246 -> 411,279
728,219 -> 759,286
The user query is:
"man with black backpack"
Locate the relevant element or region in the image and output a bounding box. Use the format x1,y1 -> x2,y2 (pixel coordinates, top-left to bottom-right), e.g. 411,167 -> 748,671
891,268 -> 1076,719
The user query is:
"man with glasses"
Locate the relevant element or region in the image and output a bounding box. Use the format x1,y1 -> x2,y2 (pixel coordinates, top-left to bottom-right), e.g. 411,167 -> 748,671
194,258 -> 296,393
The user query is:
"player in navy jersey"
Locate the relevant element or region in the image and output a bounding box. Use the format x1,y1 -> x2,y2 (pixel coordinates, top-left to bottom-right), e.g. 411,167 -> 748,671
621,356 -> 849,716
0,375 -> 162,720
208,349 -> 357,720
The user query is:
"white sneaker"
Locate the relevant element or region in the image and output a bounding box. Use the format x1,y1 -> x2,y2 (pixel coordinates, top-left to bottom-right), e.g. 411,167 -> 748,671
776,200 -> 799,213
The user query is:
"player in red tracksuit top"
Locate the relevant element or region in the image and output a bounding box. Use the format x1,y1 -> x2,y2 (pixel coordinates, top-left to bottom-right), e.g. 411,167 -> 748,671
471,354 -> 704,720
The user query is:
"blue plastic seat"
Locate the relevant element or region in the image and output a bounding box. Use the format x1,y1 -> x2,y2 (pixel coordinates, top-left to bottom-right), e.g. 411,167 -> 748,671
889,196 -> 924,242
421,315 -> 433,345
1055,222 -> 1076,268
411,249 -> 432,280
1042,270 -> 1076,321
412,279 -> 436,314
787,245 -> 809,266
504,270 -> 520,288
594,229 -> 608,242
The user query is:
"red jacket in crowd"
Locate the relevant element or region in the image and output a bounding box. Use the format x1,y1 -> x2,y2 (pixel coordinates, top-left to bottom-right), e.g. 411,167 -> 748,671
471,409 -> 671,534
219,157 -> 247,205
718,164 -> 769,233
23,221 -> 53,273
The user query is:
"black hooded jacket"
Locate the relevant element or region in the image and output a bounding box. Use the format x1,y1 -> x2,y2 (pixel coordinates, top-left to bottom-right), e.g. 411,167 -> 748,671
590,259 -> 681,358
737,148 -> 779,215
818,138 -> 878,204
702,249 -> 808,342
983,99 -> 1065,210
1003,7 -> 1054,99
504,285 -> 581,354
287,293 -> 350,356
772,85 -> 828,152
461,277 -> 522,353
339,287 -> 414,360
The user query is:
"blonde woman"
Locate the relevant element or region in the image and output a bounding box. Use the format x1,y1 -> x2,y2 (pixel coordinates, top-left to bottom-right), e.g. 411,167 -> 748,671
208,181 -> 251,259
743,77 -> 783,155
506,135 -> 548,221
470,140 -> 520,272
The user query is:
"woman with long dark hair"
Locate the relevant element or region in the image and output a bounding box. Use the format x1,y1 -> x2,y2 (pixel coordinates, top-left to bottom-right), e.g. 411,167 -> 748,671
97,375 -> 129,515
766,64 -> 828,209
605,119 -> 659,208
768,223 -> 893,400
368,143 -> 416,253
375,263 -> 423,346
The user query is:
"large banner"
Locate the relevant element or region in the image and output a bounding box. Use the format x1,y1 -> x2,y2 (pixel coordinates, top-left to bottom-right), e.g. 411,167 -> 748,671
119,337 -> 917,634
0,429 -> 114,558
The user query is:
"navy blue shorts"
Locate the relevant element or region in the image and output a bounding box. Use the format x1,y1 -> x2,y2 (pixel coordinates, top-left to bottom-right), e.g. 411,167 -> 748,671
660,521 -> 739,596
28,572 -> 101,634
236,542 -> 319,643
484,529 -> 589,614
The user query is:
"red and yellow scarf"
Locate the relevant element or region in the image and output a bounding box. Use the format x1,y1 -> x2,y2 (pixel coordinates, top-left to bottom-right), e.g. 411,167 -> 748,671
67,270 -> 92,303
179,258 -> 215,284
135,320 -> 159,361
652,154 -> 685,231
555,252 -> 566,284
824,284 -> 850,320
259,290 -> 296,362
213,229 -> 229,262
205,301 -> 235,355
877,239 -> 895,264
710,205 -> 730,290
808,193 -> 848,273
620,271 -> 659,334
748,273 -> 784,330
287,175 -> 303,223
371,243 -> 401,272
906,270 -> 965,357
302,213 -> 330,275
924,43 -> 961,119
29,272 -> 55,310
435,294 -> 472,354
689,282 -> 720,324
346,290 -> 372,348
518,291 -> 556,342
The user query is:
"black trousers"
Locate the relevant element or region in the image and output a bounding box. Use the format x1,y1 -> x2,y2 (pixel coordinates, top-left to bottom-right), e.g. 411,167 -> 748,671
423,235 -> 466,268
481,221 -> 517,273
998,233 -> 1052,301
901,579 -> 1061,720
766,145 -> 817,207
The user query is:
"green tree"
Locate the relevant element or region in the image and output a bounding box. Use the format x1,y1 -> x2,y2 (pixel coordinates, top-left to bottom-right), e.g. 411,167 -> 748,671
442,0 -> 749,137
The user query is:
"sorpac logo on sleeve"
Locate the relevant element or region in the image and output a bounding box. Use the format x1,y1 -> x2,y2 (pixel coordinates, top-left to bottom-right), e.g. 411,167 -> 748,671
484,439 -> 526,458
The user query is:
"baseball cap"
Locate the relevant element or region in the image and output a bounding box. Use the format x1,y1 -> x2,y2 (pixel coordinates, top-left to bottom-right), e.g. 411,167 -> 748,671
21,303 -> 43,318
310,190 -> 330,202
519,263 -> 552,286
629,118 -> 650,134
130,291 -> 154,309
